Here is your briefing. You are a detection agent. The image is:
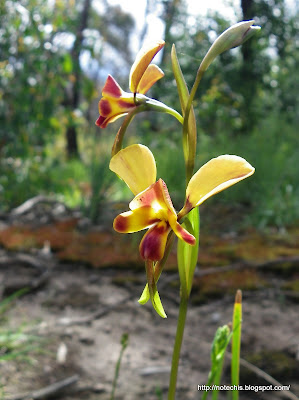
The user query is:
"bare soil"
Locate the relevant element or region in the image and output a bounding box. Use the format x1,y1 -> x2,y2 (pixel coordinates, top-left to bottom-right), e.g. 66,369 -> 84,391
0,260 -> 299,400
0,203 -> 298,400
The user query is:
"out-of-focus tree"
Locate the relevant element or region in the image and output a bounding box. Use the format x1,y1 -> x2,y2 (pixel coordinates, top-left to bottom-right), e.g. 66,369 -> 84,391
0,0 -> 134,158
237,0 -> 298,133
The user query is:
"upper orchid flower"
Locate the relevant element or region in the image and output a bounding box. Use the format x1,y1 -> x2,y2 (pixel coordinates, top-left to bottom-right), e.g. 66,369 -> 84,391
96,40 -> 165,128
110,144 -> 255,262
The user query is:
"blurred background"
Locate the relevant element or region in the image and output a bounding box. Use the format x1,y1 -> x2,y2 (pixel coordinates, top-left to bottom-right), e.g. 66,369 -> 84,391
0,2 -> 299,398
0,0 -> 298,229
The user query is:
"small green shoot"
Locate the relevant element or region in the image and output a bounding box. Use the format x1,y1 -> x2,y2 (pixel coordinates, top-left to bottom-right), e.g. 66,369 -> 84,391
202,324 -> 232,400
155,386 -> 163,400
110,333 -> 129,400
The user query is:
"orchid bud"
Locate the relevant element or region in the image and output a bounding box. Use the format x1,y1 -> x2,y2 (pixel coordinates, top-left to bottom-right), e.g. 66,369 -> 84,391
200,20 -> 261,72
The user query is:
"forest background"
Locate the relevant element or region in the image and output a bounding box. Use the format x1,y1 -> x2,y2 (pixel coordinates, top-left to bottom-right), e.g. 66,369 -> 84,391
0,0 -> 298,231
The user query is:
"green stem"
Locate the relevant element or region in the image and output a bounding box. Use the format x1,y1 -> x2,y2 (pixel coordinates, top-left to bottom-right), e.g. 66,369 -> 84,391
168,295 -> 189,400
146,98 -> 184,125
183,67 -> 205,136
111,101 -> 183,157
211,356 -> 225,400
182,67 -> 205,183
110,333 -> 129,400
111,105 -> 147,156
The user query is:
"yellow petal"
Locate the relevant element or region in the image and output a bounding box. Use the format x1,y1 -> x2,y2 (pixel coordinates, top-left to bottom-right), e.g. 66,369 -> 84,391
185,155 -> 255,209
137,64 -> 164,94
109,144 -> 157,195
129,40 -> 165,93
98,95 -> 135,117
113,206 -> 159,233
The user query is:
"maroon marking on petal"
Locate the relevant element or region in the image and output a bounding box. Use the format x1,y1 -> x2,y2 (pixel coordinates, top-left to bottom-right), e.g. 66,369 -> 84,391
102,75 -> 122,97
113,215 -> 128,232
118,100 -> 136,109
181,230 -> 196,245
159,178 -> 175,211
173,222 -> 196,245
180,197 -> 193,218
95,115 -> 107,128
140,223 -> 169,261
99,99 -> 111,117
140,232 -> 162,261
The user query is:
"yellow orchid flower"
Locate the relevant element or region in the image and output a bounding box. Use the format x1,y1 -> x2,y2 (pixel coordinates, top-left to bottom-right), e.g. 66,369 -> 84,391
96,40 -> 165,128
110,144 -> 255,262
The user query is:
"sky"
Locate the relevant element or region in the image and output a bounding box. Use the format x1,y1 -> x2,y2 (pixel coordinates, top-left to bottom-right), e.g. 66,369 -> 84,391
106,0 -> 297,51
92,0 -> 297,80
107,0 -> 242,50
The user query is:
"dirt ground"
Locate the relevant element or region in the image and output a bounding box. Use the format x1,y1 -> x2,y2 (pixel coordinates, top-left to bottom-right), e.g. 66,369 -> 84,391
0,261 -> 298,400
0,203 -> 299,400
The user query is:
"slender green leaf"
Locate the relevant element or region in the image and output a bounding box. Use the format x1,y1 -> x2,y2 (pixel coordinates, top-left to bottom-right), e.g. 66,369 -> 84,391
0,288 -> 28,316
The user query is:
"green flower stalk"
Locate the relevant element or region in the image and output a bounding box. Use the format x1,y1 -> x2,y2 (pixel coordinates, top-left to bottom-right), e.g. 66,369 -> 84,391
109,144 -> 254,316
95,24 -> 260,399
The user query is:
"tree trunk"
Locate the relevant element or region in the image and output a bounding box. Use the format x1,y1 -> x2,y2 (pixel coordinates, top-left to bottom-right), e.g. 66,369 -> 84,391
65,0 -> 91,158
160,0 -> 181,66
240,0 -> 257,134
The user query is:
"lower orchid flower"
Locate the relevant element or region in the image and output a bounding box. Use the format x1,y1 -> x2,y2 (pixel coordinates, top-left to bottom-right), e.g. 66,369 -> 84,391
110,144 -> 255,262
110,144 -> 254,317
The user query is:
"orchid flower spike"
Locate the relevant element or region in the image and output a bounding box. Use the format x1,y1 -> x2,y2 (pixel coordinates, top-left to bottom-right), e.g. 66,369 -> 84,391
110,144 -> 255,262
96,40 -> 165,128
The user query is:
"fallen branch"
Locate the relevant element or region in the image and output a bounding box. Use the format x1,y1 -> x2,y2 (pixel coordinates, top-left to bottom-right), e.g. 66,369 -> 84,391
0,253 -> 49,271
58,293 -> 135,326
196,256 -> 299,277
10,195 -> 71,216
4,374 -> 79,400
238,357 -> 299,400
0,253 -> 51,295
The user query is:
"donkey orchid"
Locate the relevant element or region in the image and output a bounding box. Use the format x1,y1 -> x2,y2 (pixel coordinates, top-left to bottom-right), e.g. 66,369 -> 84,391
110,144 -> 255,262
96,40 -> 165,128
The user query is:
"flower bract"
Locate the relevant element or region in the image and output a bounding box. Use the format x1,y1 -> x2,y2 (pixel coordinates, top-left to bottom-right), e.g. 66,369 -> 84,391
96,40 -> 165,128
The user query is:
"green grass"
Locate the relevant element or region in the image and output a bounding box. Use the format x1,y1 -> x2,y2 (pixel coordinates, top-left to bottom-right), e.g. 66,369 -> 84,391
198,114 -> 299,229
0,290 -> 43,363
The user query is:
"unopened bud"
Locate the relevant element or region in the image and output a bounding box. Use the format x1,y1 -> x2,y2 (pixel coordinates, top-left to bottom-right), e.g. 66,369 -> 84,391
200,20 -> 261,71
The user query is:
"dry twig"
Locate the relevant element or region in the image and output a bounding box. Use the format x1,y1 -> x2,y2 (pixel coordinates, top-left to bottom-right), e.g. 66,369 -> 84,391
4,374 -> 79,400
